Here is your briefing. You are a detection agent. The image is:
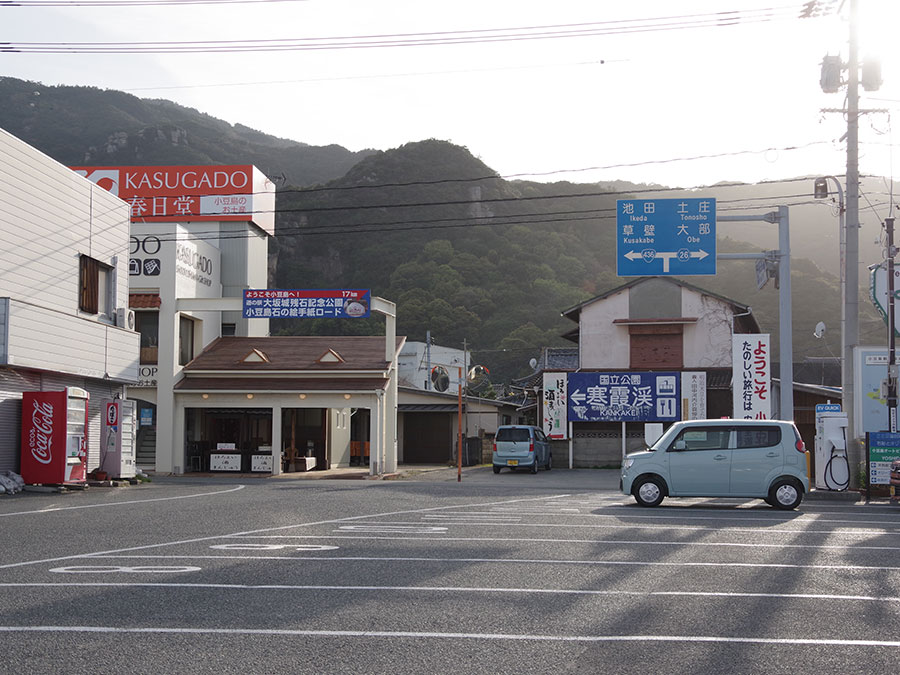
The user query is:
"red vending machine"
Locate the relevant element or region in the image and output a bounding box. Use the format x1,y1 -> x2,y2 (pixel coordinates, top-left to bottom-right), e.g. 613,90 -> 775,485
21,388 -> 90,485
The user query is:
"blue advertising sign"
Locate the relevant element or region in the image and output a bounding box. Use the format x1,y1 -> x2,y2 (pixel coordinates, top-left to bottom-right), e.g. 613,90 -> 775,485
617,198 -> 716,276
567,372 -> 681,422
243,289 -> 371,319
815,403 -> 842,413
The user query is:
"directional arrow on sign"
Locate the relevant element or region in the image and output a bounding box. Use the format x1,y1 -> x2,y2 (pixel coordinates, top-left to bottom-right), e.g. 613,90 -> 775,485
570,389 -> 585,405
624,249 -> 709,273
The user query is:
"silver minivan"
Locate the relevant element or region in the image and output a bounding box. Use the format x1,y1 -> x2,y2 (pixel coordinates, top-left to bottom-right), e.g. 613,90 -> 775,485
493,425 -> 551,474
621,419 -> 809,509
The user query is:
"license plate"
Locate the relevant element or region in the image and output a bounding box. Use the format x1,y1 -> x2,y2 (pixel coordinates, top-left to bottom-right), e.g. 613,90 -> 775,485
507,460 -> 518,466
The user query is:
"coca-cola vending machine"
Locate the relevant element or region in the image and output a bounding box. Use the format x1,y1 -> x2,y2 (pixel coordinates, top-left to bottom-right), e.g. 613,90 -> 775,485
21,388 -> 89,485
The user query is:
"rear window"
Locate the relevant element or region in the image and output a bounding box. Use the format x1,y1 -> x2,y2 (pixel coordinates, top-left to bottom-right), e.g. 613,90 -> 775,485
496,428 -> 531,442
735,426 -> 781,448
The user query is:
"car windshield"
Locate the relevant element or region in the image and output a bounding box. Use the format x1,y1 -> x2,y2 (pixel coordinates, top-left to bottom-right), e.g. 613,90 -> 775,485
647,424 -> 683,451
496,428 -> 530,442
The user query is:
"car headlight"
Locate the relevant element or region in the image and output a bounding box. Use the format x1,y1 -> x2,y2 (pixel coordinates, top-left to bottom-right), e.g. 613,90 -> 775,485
623,457 -> 634,471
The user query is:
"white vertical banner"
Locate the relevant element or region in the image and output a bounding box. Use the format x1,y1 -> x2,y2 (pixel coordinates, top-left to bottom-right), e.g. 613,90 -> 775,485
732,334 -> 772,419
542,372 -> 568,440
681,371 -> 707,420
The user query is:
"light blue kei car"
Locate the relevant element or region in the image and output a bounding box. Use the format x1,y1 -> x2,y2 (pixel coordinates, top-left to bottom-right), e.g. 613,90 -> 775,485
621,419 -> 809,510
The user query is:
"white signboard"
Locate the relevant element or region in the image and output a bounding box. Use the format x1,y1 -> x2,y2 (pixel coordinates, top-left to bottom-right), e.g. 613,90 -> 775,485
210,453 -> 241,471
681,371 -> 707,420
251,454 -> 273,472
732,334 -> 772,419
542,372 -> 568,439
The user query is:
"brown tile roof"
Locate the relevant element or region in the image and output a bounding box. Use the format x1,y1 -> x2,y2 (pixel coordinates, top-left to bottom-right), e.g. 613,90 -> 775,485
130,293 -> 161,308
174,377 -> 389,391
182,336 -> 405,372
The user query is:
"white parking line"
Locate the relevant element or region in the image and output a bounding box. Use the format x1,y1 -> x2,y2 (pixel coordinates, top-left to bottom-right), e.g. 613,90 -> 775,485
0,485 -> 247,518
2,582 -> 899,604
1,625 -> 899,648
341,520 -> 900,536
225,533 -> 900,551
84,553 -> 900,572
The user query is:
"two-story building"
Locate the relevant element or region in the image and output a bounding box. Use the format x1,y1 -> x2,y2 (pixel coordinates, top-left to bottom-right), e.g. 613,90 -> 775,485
539,276 -> 762,467
0,128 -> 139,474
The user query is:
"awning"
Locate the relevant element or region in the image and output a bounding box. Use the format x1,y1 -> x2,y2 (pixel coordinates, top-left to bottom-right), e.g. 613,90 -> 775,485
398,404 -> 465,412
174,377 -> 389,392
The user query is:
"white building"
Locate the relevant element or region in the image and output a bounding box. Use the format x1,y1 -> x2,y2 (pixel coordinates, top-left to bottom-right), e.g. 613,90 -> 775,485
76,164 -> 401,475
398,341 -> 469,394
0,128 -> 139,474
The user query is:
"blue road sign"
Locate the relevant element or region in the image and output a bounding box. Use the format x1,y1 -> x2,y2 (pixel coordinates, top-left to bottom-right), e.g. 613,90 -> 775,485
567,371 -> 681,423
617,198 -> 717,276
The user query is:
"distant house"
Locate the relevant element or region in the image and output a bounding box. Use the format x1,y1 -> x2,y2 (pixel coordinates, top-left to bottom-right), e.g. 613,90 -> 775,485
534,277 -> 762,467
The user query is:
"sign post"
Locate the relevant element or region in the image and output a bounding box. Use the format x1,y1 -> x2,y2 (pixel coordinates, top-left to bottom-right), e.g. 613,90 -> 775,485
616,198 -> 716,277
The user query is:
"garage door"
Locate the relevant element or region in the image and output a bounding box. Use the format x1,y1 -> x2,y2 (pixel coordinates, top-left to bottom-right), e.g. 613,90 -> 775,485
403,412 -> 451,464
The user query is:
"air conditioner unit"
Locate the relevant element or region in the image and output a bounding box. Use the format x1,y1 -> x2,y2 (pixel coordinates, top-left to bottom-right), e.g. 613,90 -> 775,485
116,307 -> 136,330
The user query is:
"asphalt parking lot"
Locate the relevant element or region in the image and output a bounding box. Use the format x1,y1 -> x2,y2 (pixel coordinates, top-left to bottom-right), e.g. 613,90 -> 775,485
1,468 -> 898,674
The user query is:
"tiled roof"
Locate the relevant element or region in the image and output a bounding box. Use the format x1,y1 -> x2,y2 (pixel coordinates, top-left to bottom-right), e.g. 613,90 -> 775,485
182,336 -> 405,372
129,293 -> 161,308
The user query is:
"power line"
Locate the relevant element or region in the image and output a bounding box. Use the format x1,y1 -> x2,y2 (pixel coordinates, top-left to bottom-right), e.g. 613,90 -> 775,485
1,4 -> 816,54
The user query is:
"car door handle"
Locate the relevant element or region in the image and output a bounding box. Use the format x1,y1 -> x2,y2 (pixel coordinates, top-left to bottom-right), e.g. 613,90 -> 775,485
766,452 -> 778,457
714,454 -> 728,461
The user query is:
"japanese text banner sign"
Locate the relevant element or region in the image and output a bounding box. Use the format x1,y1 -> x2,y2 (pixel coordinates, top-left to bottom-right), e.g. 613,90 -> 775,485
732,333 -> 771,419
567,372 -> 681,422
243,289 -> 371,319
542,372 -> 568,439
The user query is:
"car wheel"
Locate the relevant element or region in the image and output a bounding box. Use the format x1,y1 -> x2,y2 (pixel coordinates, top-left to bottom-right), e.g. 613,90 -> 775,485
493,465 -> 501,474
546,453 -> 552,471
768,478 -> 802,510
633,476 -> 665,507
531,459 -> 538,474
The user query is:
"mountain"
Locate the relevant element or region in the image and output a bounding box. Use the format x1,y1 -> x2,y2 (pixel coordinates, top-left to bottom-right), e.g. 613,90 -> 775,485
0,76 -> 886,385
0,76 -> 373,185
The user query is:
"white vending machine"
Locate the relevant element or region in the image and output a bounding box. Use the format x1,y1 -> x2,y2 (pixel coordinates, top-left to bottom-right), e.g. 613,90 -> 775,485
101,399 -> 137,479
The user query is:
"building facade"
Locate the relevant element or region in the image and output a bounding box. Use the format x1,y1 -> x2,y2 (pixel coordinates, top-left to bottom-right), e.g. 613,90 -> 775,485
0,128 -> 139,474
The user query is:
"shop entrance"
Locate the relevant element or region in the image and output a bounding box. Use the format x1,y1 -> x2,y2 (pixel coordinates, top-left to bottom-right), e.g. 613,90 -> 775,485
281,408 -> 327,472
185,408 -> 273,473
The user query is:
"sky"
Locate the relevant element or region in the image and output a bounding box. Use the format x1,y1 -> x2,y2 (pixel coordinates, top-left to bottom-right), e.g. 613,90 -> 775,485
3,0 -> 900,189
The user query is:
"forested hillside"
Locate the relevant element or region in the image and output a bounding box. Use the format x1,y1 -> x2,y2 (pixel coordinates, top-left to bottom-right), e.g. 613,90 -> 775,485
0,76 -> 885,385
0,76 -> 372,185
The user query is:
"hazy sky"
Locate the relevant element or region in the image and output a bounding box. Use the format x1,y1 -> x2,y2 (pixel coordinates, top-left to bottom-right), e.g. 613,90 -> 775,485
3,0 -> 898,188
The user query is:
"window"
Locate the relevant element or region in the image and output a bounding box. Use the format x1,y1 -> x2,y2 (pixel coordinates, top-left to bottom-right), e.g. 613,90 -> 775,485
673,427 -> 730,451
735,427 -> 780,448
179,316 -> 195,366
79,255 -> 112,315
496,428 -> 530,442
136,312 -> 159,365
221,323 -> 236,337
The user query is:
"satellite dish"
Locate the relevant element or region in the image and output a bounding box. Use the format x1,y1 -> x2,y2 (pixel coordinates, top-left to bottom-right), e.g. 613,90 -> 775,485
814,321 -> 826,339
529,358 -> 538,370
431,366 -> 450,392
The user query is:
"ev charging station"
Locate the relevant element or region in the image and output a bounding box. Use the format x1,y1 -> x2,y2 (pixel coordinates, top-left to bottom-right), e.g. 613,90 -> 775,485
814,404 -> 850,491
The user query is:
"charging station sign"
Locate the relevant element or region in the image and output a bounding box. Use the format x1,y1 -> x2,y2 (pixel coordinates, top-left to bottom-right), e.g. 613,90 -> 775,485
868,432 -> 900,485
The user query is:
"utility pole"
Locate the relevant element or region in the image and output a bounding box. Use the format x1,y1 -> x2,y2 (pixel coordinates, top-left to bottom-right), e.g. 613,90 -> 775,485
845,0 -> 862,476
886,217 -> 897,432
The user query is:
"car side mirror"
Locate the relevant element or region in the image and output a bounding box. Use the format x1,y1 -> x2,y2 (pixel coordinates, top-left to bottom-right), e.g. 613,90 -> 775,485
672,440 -> 686,451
